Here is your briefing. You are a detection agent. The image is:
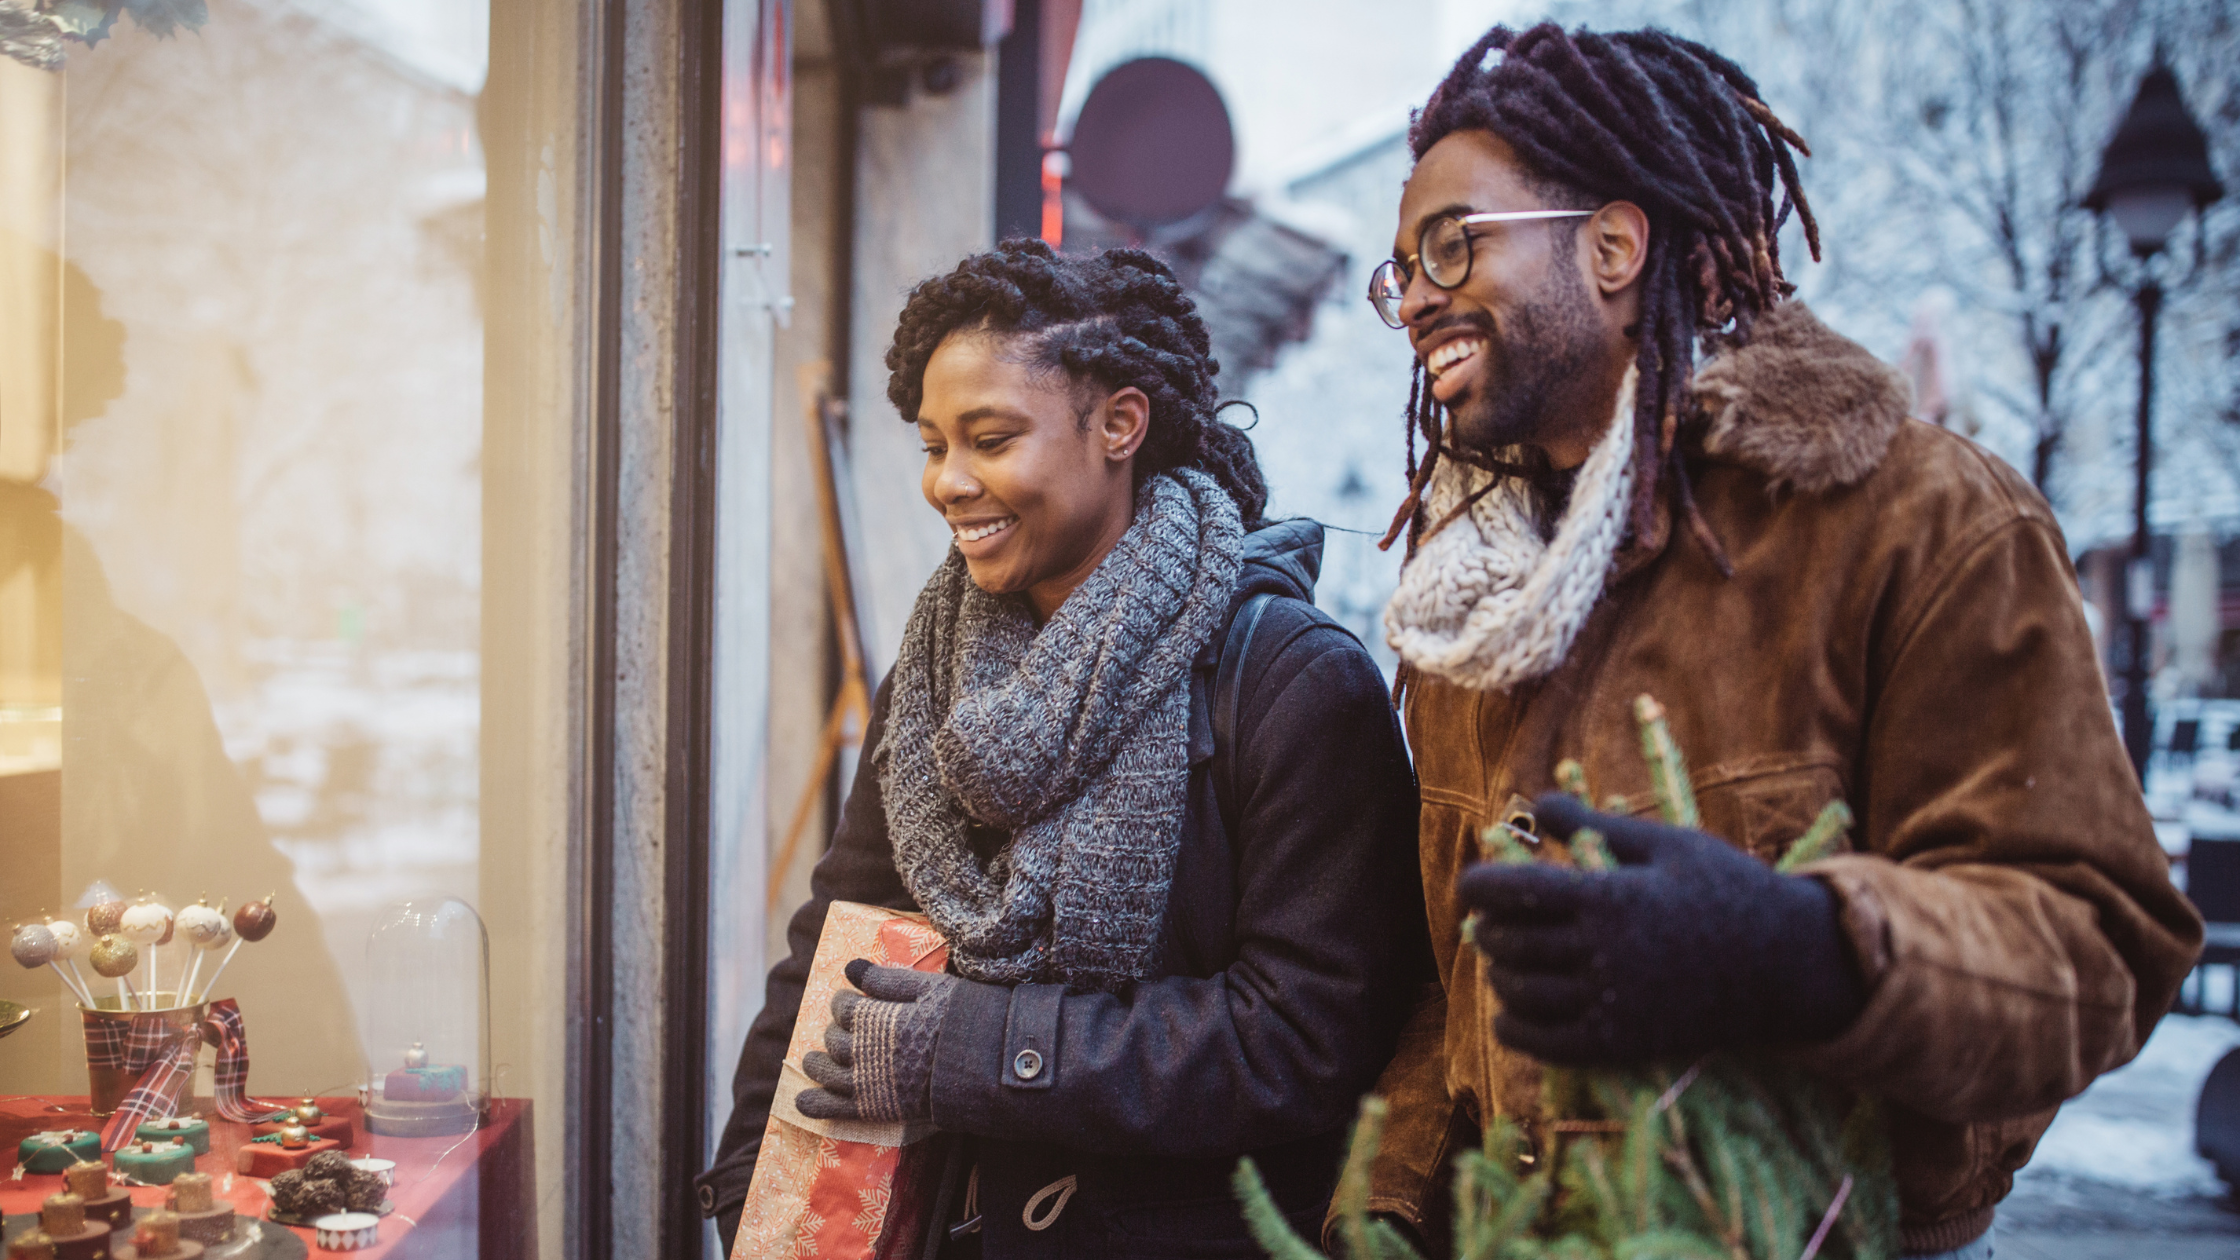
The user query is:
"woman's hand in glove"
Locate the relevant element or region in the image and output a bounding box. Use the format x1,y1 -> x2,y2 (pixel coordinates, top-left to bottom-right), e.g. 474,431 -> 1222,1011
1457,793 -> 1868,1066
796,959 -> 958,1123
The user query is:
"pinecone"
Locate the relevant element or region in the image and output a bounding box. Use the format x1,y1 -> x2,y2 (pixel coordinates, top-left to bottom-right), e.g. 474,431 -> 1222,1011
343,1170 -> 386,1212
268,1169 -> 344,1218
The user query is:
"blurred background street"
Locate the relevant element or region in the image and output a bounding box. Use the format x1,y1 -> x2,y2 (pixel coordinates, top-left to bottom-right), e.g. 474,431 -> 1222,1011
1996,1002 -> 2239,1256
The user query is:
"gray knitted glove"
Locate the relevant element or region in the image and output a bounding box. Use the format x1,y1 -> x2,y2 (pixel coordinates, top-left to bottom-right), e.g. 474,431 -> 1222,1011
796,959 -> 957,1123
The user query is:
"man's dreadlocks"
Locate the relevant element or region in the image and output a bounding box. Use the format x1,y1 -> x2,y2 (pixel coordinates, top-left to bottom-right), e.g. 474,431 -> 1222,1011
1391,23 -> 1819,570
887,238 -> 1268,523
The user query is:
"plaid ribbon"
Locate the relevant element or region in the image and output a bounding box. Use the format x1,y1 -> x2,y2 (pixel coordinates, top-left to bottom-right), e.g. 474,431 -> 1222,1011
87,999 -> 283,1151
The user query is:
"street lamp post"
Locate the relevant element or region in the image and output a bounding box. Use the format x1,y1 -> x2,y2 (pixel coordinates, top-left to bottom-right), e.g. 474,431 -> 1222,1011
2085,58 -> 2223,779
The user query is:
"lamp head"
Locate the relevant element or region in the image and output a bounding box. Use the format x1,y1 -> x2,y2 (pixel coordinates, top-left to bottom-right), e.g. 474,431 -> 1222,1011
2086,59 -> 2223,256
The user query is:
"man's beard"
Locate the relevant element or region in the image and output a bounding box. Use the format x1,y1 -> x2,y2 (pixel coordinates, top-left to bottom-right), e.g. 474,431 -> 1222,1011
1445,261 -> 1603,456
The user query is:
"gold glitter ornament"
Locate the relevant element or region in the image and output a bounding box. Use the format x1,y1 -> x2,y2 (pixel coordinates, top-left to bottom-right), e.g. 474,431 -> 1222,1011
89,935 -> 139,979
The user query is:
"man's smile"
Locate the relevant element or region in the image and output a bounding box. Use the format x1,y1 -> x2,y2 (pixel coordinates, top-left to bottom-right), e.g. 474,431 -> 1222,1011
1426,336 -> 1489,403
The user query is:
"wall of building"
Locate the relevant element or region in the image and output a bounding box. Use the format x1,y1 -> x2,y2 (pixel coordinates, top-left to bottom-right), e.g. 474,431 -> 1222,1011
846,56 -> 997,675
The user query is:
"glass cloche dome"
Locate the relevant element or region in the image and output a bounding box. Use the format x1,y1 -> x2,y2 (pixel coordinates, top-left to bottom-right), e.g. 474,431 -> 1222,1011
362,898 -> 489,1137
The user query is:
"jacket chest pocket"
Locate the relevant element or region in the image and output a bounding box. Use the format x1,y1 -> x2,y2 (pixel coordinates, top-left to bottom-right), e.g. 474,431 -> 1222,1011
1697,765 -> 1849,863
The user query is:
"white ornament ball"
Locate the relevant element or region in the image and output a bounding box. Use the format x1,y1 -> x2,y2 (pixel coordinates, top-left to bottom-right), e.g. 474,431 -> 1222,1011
175,904 -> 228,949
46,919 -> 86,960
119,903 -> 173,945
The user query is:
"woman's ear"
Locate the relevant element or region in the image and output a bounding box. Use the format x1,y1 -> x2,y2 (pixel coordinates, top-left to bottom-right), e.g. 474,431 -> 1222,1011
1099,386 -> 1151,464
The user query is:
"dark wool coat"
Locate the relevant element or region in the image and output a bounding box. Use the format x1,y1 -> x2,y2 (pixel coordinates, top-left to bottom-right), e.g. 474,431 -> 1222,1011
700,520 -> 1434,1259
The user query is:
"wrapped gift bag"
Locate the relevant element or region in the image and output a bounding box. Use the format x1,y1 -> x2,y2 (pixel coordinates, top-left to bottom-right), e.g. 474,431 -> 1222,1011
734,902 -> 950,1260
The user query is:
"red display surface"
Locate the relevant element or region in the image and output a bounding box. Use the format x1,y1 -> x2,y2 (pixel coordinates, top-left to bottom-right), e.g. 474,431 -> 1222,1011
3,1097 -> 534,1260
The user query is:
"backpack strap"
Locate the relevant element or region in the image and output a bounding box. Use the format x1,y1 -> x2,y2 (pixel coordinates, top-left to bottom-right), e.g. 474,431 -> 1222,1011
1212,592 -> 1276,832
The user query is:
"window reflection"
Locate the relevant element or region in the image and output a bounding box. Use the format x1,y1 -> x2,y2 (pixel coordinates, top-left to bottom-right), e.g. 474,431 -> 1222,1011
4,0 -> 518,1198
2,0 -> 494,1097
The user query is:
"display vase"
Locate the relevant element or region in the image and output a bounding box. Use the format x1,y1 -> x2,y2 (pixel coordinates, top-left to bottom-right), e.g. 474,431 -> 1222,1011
81,995 -> 266,1151
734,902 -> 952,1260
81,995 -> 211,1118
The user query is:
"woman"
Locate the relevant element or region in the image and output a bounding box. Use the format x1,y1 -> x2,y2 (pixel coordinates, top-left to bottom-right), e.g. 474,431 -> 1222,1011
699,241 -> 1429,1258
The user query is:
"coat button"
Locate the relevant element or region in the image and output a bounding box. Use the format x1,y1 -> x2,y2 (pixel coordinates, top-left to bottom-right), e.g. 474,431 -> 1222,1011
1012,1048 -> 1044,1080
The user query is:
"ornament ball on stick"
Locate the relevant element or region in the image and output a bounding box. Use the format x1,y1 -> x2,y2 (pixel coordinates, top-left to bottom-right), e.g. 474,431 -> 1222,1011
175,902 -> 228,1005
89,935 -> 139,1009
10,923 -> 92,1007
197,896 -> 275,1002
86,901 -> 127,937
119,903 -> 171,1010
44,920 -> 97,1007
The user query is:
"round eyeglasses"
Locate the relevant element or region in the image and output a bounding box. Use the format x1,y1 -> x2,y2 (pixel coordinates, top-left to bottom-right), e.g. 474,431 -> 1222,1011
1368,209 -> 1596,328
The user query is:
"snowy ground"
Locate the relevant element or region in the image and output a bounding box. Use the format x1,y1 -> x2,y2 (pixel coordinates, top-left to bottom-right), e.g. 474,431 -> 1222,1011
1995,974 -> 2240,1259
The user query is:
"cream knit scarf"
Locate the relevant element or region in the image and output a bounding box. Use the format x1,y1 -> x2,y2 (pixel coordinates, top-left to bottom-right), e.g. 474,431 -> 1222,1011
1384,367 -> 1638,692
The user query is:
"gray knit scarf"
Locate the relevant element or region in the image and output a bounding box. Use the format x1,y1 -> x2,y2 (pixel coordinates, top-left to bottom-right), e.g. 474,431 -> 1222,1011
876,469 -> 1245,990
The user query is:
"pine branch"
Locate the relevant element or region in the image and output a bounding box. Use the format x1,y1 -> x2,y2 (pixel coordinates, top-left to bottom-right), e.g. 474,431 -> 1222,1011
1370,1219 -> 1430,1260
1245,697 -> 1898,1260
1233,1157 -> 1329,1260
1633,696 -> 1699,828
1571,829 -> 1616,872
1775,801 -> 1854,873
1556,759 -> 1595,805
1337,1097 -> 1392,1260
1612,1230 -> 1736,1260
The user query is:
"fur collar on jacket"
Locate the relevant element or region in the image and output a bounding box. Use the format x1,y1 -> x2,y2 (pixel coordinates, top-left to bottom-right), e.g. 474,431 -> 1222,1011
1692,300 -> 1913,494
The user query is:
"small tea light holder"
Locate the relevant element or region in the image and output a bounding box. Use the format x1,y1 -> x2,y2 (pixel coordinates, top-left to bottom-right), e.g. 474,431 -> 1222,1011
313,1213 -> 380,1251
345,1158 -> 395,1188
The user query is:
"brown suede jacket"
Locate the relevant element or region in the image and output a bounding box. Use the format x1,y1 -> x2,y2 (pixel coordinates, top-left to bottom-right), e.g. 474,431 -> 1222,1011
1363,303 -> 2205,1255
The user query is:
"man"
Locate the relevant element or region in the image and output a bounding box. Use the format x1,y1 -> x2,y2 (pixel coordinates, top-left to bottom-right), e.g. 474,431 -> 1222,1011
1362,23 -> 2203,1260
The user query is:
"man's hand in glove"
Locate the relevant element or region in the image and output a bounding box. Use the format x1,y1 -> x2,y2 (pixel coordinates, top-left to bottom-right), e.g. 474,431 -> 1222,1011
1457,793 -> 1868,1066
796,959 -> 958,1123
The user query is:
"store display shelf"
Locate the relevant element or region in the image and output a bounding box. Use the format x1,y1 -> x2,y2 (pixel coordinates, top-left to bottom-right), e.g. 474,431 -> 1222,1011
1,1097 -> 531,1260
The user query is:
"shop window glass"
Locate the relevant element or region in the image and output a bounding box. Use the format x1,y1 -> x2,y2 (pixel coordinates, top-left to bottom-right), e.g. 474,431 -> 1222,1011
2,4 -> 589,1255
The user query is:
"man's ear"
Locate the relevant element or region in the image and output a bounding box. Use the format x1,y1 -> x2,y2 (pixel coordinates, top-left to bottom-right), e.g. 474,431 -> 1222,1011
1099,386 -> 1150,464
1585,201 -> 1651,297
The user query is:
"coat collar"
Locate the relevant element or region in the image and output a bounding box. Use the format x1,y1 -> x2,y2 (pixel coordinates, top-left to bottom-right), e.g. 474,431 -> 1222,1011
1609,301 -> 1910,581
1690,301 -> 1913,495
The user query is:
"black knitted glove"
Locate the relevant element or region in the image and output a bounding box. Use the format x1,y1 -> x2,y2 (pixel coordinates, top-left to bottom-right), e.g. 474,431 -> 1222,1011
1457,794 -> 1867,1066
797,959 -> 956,1123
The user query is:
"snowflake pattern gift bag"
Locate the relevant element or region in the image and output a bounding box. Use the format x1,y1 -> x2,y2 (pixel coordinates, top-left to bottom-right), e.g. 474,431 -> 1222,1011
734,902 -> 951,1260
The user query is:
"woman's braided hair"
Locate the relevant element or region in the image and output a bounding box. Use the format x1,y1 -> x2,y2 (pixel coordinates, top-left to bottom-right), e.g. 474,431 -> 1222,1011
886,238 -> 1268,524
1392,23 -> 1819,569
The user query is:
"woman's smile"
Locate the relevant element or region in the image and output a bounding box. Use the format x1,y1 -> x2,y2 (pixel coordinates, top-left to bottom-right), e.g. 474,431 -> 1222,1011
950,515 -> 1018,554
